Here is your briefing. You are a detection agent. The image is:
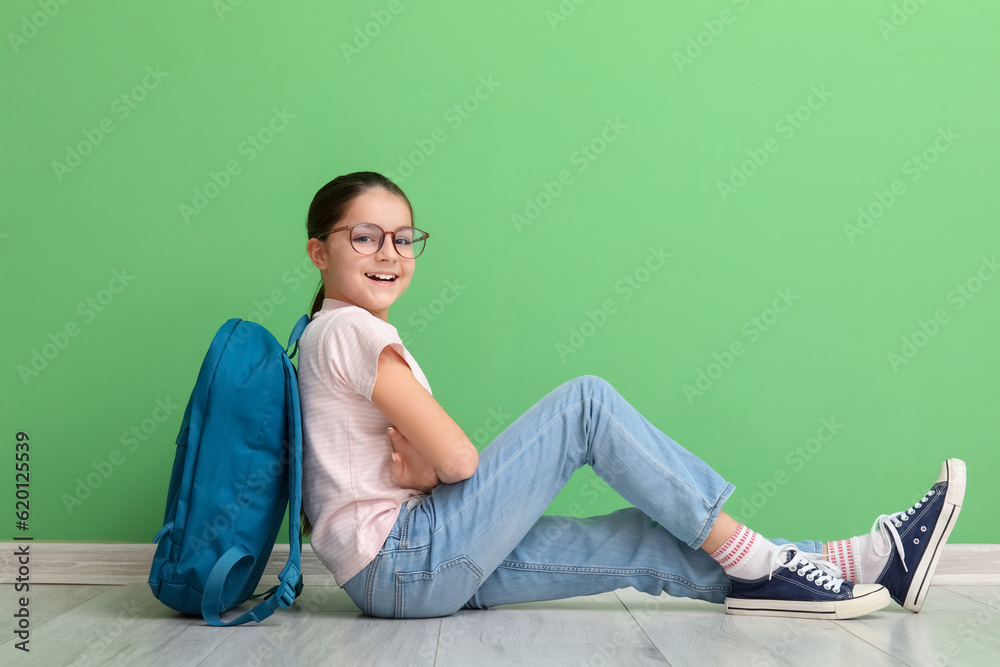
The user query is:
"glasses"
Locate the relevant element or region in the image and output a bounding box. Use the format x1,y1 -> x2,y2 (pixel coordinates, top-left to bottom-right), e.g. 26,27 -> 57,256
320,223 -> 430,259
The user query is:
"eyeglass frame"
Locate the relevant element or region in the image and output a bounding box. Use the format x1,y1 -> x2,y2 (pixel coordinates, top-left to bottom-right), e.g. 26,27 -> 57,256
317,223 -> 430,259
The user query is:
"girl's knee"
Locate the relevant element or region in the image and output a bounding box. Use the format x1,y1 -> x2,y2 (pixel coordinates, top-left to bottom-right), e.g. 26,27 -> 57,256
545,376 -> 615,412
571,374 -> 613,398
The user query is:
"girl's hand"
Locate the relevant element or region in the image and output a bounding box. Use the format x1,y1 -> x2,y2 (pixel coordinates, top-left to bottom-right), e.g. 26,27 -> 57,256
387,426 -> 441,494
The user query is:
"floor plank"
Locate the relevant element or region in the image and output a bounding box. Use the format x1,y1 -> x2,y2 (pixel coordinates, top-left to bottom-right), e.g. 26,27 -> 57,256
201,583 -> 441,666
616,587 -> 905,667
441,592 -> 648,646
6,585 -> 233,666
836,604 -> 1000,667
910,586 -> 993,611
199,612 -> 441,666
436,593 -> 668,666
437,643 -> 669,666
943,585 -> 1000,610
0,584 -> 110,647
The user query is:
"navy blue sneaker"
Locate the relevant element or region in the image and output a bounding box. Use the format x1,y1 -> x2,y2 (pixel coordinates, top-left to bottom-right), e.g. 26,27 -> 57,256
872,458 -> 966,612
726,545 -> 890,619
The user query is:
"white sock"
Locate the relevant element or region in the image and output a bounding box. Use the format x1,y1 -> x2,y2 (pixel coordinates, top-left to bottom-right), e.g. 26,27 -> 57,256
827,534 -> 890,583
709,523 -> 782,580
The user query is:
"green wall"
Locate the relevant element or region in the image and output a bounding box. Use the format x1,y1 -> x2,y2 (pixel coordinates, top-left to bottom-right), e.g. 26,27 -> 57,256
3,1 -> 997,546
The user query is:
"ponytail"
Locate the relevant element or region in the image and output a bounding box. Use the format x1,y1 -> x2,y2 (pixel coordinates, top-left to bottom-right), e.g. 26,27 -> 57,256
309,280 -> 325,319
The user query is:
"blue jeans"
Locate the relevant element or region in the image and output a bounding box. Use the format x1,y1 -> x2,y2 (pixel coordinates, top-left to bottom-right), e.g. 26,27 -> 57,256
341,375 -> 821,618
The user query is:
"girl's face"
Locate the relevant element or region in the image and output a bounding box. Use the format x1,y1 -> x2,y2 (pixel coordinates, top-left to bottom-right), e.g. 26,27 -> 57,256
308,189 -> 415,322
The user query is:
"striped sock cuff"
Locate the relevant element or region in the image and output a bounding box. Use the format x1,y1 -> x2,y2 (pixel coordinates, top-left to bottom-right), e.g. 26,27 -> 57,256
710,523 -> 757,571
827,538 -> 857,583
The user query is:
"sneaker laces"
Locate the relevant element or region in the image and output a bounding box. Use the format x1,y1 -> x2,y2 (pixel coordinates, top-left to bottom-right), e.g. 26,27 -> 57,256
770,544 -> 846,592
870,487 -> 936,574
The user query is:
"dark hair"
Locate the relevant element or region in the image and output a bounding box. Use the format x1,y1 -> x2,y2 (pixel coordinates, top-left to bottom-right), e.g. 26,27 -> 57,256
301,171 -> 412,537
306,171 -> 414,319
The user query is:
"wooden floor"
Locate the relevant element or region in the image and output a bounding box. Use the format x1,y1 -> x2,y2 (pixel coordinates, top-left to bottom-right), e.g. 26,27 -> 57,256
4,584 -> 1000,666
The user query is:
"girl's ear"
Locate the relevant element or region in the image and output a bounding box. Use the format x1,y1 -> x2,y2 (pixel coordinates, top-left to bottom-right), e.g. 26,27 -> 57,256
307,237 -> 328,270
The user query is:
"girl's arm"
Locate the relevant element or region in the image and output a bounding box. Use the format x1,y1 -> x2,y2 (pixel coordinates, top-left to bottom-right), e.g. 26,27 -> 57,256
370,345 -> 479,483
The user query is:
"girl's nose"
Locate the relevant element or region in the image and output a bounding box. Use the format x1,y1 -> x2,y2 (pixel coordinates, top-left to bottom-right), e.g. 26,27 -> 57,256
374,233 -> 398,260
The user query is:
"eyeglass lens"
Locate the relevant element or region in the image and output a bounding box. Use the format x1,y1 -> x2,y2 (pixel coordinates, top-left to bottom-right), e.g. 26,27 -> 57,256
351,223 -> 427,258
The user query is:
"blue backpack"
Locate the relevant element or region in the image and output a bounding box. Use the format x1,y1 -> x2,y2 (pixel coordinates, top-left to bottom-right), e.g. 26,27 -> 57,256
148,314 -> 311,625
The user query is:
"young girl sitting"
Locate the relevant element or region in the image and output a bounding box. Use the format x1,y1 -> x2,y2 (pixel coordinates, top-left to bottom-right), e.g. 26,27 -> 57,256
297,170 -> 966,620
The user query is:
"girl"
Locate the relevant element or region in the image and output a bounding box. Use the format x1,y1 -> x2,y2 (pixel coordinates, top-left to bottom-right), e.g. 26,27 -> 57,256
297,171 -> 966,620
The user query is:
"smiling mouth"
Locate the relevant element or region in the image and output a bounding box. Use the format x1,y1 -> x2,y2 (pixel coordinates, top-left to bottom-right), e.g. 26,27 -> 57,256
365,272 -> 397,284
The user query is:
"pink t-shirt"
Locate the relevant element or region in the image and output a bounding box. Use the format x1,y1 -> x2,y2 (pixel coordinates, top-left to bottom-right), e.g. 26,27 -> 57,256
298,297 -> 430,584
